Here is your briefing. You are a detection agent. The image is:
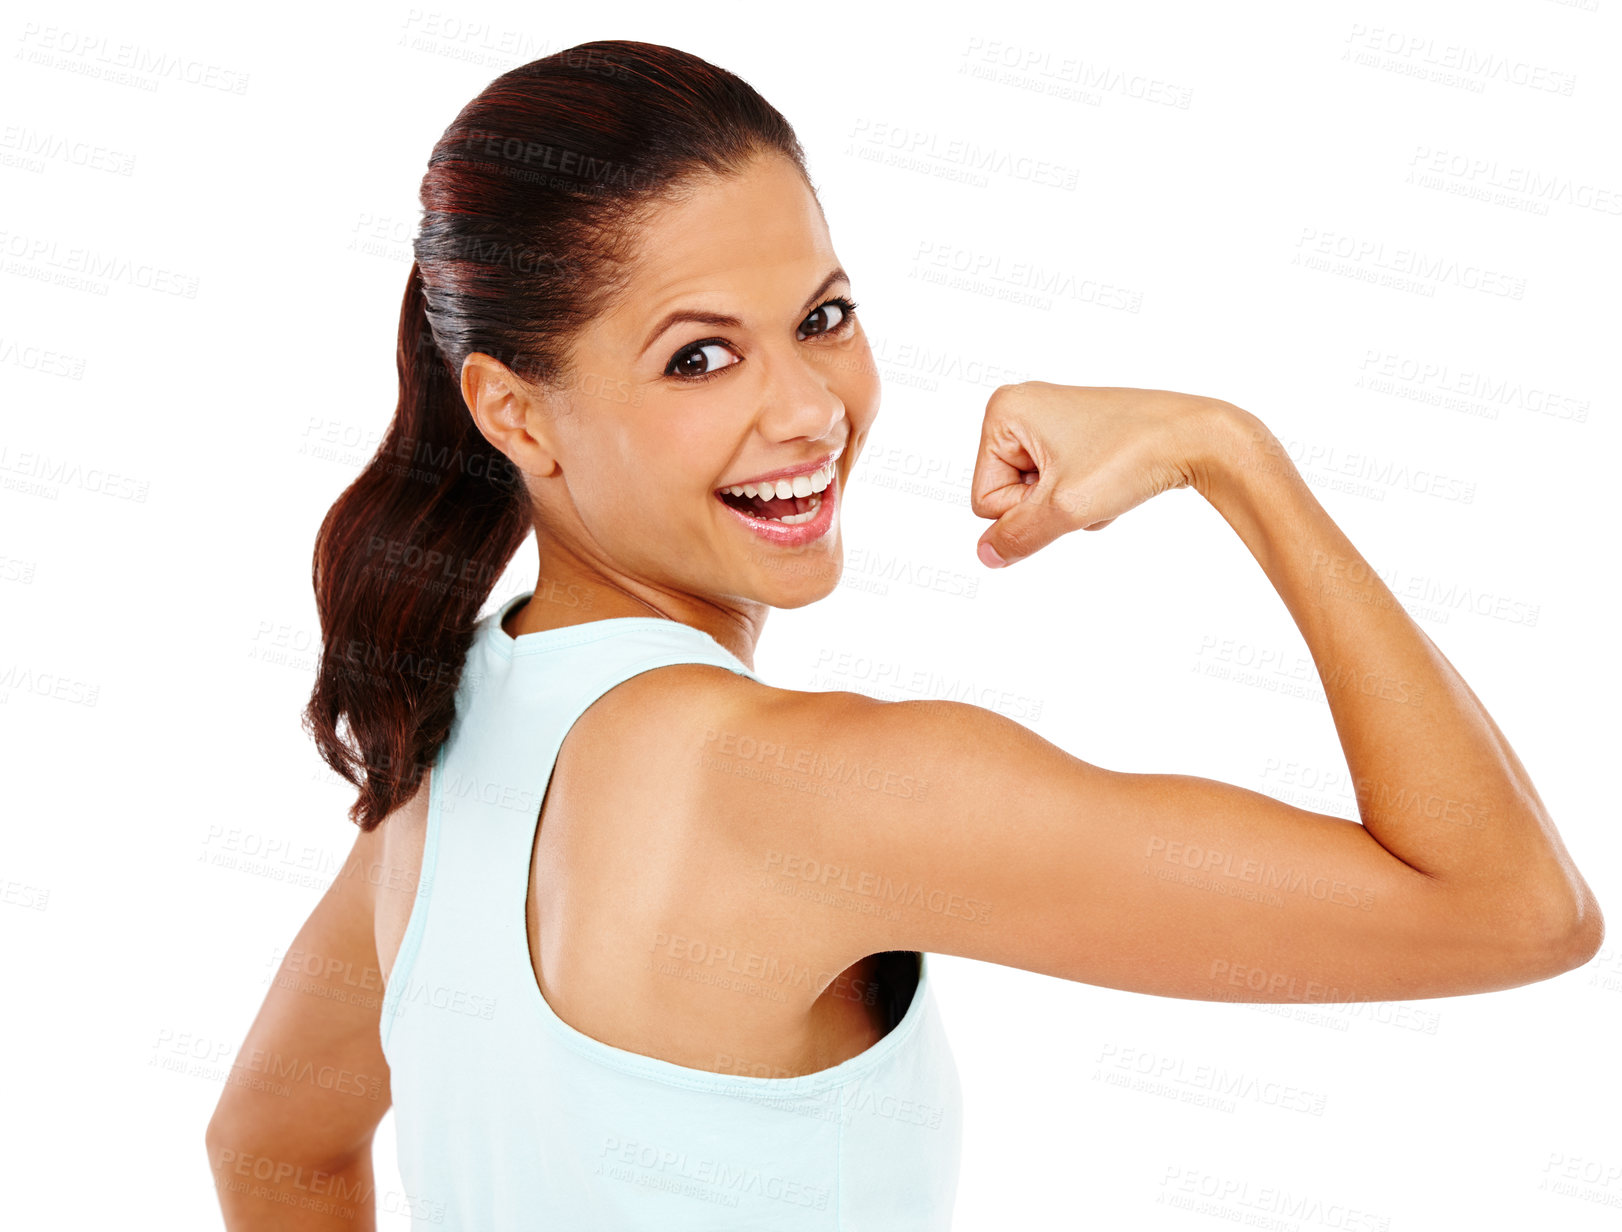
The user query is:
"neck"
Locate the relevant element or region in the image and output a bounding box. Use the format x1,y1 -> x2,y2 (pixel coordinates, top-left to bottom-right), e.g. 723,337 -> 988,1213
509,538 -> 765,670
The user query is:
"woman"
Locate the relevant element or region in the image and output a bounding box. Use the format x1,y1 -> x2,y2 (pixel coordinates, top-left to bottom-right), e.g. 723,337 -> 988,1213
204,39 -> 1602,1229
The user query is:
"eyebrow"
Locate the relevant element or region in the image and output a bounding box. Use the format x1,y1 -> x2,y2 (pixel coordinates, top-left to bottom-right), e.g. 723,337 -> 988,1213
638,266 -> 849,359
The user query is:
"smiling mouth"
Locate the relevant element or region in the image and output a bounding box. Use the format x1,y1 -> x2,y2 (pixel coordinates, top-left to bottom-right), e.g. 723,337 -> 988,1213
714,452 -> 839,524
717,488 -> 823,524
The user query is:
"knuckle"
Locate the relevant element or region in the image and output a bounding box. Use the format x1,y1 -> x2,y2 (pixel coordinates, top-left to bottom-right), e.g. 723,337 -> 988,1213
998,516 -> 1044,558
987,381 -> 1029,411
997,527 -> 1031,557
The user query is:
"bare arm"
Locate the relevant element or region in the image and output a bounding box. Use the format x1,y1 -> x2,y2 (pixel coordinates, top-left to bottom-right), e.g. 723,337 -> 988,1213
696,387 -> 1600,1004
204,820 -> 396,1228
1193,402 -> 1597,923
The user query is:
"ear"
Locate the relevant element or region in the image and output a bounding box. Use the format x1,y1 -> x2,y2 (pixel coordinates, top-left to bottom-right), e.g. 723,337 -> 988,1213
460,352 -> 561,480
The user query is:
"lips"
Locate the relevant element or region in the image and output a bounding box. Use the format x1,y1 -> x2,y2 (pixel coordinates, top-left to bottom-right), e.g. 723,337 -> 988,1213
715,447 -> 843,495
715,467 -> 838,547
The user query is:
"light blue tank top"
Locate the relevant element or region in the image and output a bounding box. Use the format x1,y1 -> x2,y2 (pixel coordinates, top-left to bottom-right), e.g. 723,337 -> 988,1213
379,591 -> 964,1228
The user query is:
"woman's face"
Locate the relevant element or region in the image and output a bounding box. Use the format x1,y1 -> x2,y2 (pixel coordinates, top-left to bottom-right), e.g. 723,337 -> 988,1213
524,151 -> 880,622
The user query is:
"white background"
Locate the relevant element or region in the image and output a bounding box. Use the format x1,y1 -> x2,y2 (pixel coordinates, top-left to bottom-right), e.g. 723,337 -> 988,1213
3,0 -> 1619,1226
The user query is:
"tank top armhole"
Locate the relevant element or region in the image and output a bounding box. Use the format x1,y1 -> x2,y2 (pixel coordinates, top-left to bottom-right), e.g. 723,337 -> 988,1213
379,755 -> 446,1056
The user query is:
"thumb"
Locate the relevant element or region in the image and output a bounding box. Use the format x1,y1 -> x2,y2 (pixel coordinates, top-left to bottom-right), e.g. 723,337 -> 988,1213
976,482 -> 1070,568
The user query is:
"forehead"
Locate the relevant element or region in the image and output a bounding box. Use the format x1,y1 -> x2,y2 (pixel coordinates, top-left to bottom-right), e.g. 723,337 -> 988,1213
599,154 -> 836,342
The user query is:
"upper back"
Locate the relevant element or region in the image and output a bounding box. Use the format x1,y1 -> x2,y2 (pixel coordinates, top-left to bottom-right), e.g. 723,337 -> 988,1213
371,593 -> 963,1229
373,657 -> 907,1069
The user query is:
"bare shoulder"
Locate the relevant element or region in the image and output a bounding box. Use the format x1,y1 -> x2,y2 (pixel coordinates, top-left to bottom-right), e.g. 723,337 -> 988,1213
560,661 -> 801,830
570,670 -> 960,979
673,685 -> 1039,971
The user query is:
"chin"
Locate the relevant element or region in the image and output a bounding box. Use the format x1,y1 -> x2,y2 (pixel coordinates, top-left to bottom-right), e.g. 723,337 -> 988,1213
768,575 -> 842,610
746,546 -> 844,608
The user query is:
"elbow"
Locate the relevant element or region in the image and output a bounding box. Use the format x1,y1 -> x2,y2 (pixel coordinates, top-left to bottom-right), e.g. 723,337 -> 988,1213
205,1080 -> 240,1144
1559,889 -> 1605,970
204,1114 -> 231,1185
204,1108 -> 237,1166
204,1099 -> 258,1172
1521,886 -> 1605,981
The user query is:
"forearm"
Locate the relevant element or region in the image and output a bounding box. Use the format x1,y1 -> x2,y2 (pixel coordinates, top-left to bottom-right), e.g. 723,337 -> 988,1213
1193,403 -> 1597,935
207,1131 -> 377,1230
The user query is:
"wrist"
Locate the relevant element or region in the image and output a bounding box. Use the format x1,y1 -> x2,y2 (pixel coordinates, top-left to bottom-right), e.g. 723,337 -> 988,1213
1188,400 -> 1293,508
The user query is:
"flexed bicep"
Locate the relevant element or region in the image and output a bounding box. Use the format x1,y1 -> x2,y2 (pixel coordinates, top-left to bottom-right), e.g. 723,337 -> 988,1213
711,689 -> 1575,1004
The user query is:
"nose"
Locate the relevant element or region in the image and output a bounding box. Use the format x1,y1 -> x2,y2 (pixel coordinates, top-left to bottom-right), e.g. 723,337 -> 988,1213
753,337 -> 848,446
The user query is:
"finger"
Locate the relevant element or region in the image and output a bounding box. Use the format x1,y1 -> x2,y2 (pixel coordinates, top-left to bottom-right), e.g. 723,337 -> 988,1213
974,477 -> 1034,521
971,454 -> 1030,519
978,478 -> 1070,567
970,421 -> 1039,519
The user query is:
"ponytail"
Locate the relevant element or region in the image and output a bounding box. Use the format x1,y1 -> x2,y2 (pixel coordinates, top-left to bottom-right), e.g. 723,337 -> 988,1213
302,263 -> 530,831
302,40 -> 810,831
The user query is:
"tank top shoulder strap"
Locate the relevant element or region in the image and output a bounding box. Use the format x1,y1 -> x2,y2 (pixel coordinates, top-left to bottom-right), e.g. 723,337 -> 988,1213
380,600 -> 761,1049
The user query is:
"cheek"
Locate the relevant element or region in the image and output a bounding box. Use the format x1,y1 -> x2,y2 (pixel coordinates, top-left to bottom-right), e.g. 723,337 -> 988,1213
618,449 -> 728,532
604,474 -> 708,526
845,333 -> 881,395
844,352 -> 882,428
860,364 -> 882,412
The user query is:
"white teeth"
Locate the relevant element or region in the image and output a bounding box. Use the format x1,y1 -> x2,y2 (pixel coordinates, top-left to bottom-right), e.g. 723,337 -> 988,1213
766,493 -> 821,524
722,456 -> 837,500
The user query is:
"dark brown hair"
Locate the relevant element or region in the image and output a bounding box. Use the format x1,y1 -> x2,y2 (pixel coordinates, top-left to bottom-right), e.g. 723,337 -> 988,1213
303,41 -> 809,831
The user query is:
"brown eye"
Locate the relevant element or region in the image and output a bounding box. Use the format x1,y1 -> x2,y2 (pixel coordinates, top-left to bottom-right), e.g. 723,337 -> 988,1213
798,301 -> 848,339
667,341 -> 740,379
